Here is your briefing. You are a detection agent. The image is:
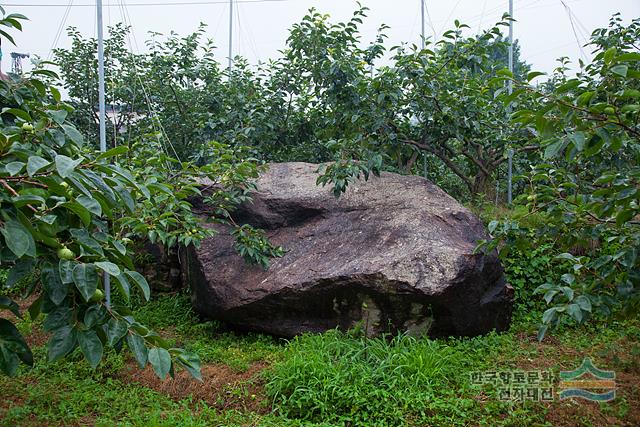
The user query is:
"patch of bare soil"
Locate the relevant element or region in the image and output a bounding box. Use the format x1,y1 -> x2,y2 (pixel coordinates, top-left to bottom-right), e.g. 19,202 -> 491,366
3,293 -> 50,347
118,361 -> 271,414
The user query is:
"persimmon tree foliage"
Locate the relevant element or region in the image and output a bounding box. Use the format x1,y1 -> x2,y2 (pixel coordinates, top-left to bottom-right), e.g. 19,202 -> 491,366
276,9 -> 535,198
0,10 -> 282,377
0,69 -> 204,377
481,15 -> 640,338
54,8 -> 534,201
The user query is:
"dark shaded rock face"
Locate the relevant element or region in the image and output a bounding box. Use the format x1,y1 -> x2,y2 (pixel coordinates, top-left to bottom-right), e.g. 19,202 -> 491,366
185,162 -> 512,338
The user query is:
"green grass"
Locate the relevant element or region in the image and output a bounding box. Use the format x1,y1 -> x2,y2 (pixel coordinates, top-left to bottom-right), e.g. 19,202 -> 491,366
131,293 -> 283,371
1,291 -> 639,426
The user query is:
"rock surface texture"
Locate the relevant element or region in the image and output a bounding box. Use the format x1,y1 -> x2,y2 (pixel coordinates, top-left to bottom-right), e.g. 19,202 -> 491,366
185,162 -> 512,338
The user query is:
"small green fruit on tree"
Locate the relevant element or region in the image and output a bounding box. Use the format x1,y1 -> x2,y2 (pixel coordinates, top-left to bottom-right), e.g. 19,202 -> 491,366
90,289 -> 105,303
56,247 -> 75,260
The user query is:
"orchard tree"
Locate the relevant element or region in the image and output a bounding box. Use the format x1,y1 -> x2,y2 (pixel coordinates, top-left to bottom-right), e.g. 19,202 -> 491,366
482,15 -> 640,338
54,24 -> 142,147
0,10 -> 282,377
279,9 -> 538,199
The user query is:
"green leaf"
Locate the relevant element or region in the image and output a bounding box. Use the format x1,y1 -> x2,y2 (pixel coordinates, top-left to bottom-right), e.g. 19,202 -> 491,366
1,219 -> 35,258
47,109 -> 68,125
106,318 -> 128,346
537,324 -> 548,342
26,156 -> 50,177
575,296 -> 592,312
544,139 -> 565,159
78,330 -> 103,369
61,124 -> 85,146
616,209 -> 635,226
610,64 -> 628,77
96,145 -> 128,161
41,263 -> 68,305
47,325 -> 77,362
542,307 -> 557,324
603,47 -> 617,64
176,351 -> 202,381
113,273 -> 131,301
526,71 -> 546,81
543,290 -> 558,304
76,195 -> 102,216
568,132 -> 586,151
61,202 -> 91,227
556,79 -> 580,93
59,260 -> 75,284
28,295 -> 43,321
7,259 -> 35,288
55,155 -> 83,178
5,161 -> 25,176
95,261 -> 121,276
555,253 -> 577,261
72,263 -> 99,302
125,270 -> 150,301
83,304 -> 102,329
576,90 -> 595,106
617,52 -> 640,62
2,108 -> 32,121
0,318 -> 33,376
126,333 -> 148,368
50,86 -> 61,102
148,347 -> 172,380
0,296 -> 20,318
567,304 -> 583,322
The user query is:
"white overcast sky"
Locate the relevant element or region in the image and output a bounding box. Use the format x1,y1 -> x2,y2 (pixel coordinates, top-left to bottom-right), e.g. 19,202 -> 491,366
3,0 -> 640,77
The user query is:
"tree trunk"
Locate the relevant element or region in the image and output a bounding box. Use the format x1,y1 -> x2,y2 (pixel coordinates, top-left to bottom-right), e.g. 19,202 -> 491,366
471,171 -> 491,197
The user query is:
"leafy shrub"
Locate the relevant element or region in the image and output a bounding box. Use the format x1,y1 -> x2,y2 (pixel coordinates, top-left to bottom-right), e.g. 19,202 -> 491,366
502,241 -> 558,319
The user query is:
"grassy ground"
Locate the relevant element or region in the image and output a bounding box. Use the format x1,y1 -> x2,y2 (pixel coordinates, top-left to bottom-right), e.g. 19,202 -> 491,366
0,292 -> 639,426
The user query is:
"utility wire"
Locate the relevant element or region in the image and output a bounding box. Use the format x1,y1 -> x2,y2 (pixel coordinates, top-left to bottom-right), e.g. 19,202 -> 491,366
238,2 -> 261,63
476,0 -> 488,34
438,0 -> 463,36
115,0 -> 180,162
47,0 -> 73,61
7,0 -> 288,7
560,0 -> 588,61
423,0 -> 437,42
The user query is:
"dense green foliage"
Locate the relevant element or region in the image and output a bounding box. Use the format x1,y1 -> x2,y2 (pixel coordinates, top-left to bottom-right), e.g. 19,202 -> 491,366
0,9 -> 282,378
54,8 -> 533,201
482,15 -> 640,339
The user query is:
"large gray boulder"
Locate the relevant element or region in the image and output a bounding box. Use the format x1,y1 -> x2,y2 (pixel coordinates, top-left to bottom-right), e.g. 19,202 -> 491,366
184,162 -> 512,338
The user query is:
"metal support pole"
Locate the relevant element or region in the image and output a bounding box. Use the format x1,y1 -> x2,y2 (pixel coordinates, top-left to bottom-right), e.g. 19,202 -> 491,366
228,0 -> 233,74
507,0 -> 514,205
507,149 -> 513,205
420,0 -> 425,50
96,0 -> 110,308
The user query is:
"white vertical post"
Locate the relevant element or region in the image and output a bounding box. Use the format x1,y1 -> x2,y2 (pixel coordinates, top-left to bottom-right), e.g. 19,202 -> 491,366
421,1 -> 426,179
420,0 -> 425,50
507,0 -> 514,205
228,0 -> 233,74
96,0 -> 111,308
